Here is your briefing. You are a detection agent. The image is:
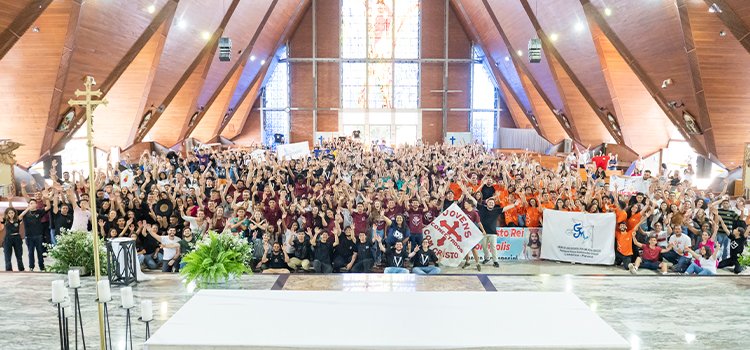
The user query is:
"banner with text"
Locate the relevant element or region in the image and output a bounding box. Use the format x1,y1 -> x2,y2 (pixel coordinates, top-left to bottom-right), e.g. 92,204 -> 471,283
472,227 -> 543,261
608,175 -> 650,195
541,210 -> 616,265
423,203 -> 484,267
276,142 -> 310,160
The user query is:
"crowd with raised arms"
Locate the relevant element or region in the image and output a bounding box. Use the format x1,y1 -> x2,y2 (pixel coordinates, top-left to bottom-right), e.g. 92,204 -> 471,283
1,138 -> 748,275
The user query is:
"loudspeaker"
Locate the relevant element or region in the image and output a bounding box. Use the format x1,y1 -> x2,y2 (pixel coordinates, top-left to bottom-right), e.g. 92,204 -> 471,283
273,133 -> 285,144
352,130 -> 361,139
696,156 -> 711,179
528,38 -> 542,63
563,139 -> 572,153
219,37 -> 232,62
43,155 -> 63,179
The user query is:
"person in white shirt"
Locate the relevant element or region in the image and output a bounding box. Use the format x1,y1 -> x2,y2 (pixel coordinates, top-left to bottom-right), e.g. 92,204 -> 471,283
146,226 -> 181,273
684,244 -> 720,275
663,224 -> 693,273
67,188 -> 91,232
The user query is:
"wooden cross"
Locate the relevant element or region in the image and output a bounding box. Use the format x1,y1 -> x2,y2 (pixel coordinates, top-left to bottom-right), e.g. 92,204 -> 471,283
68,76 -> 108,142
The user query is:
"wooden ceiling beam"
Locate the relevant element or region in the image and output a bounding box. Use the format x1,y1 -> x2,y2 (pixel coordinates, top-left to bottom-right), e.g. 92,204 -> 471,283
44,0 -> 178,155
133,0 -> 240,144
181,0 -> 279,140
705,0 -> 750,55
677,0 -> 718,157
482,0 -> 582,145
451,0 -> 545,138
580,0 -> 708,157
216,0 -> 311,139
520,0 -> 634,153
0,0 -> 53,61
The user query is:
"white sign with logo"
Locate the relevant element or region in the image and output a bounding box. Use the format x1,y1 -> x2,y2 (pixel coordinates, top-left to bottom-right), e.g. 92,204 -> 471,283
541,210 -> 616,265
608,175 -> 650,195
276,142 -> 311,160
423,203 -> 485,267
119,169 -> 134,188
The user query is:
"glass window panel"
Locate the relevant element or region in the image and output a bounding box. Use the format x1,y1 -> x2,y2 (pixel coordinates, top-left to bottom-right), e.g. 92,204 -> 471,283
341,0 -> 367,58
370,125 -> 391,143
264,63 -> 289,109
394,112 -> 418,125
394,63 -> 419,108
471,112 -> 495,148
343,124 -> 365,138
472,62 -> 495,110
394,0 -> 420,59
368,63 -> 392,108
395,125 -> 417,145
368,0 -> 393,59
342,63 -> 367,108
263,111 -> 290,147
262,46 -> 290,147
341,112 -> 366,124
369,111 -> 391,124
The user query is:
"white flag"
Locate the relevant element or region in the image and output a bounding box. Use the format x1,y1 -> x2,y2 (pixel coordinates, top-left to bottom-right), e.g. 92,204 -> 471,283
423,203 -> 484,267
541,210 -> 616,265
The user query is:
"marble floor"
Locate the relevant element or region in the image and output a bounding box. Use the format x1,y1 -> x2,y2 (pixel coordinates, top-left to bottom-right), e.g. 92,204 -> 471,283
0,271 -> 748,350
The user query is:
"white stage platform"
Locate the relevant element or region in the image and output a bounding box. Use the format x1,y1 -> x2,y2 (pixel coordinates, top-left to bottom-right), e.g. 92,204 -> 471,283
145,290 -> 629,350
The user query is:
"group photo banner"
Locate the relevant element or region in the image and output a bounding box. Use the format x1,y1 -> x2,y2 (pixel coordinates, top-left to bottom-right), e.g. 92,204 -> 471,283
541,210 -> 616,265
422,203 -> 484,267
608,175 -> 651,195
473,227 -> 543,261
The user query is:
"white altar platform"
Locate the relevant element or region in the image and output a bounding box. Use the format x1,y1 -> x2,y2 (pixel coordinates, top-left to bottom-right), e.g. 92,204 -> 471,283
145,290 -> 629,350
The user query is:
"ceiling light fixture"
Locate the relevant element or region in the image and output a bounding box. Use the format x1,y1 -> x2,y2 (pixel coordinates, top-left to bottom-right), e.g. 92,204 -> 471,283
504,56 -> 510,62
604,8 -> 612,16
574,21 -> 584,32
708,3 -> 721,13
201,31 -> 211,40
260,59 -> 266,65
177,19 -> 188,29
516,49 -> 523,57
250,55 -> 256,61
32,26 -> 40,33
147,4 -> 156,14
549,33 -> 559,42
719,30 -> 726,37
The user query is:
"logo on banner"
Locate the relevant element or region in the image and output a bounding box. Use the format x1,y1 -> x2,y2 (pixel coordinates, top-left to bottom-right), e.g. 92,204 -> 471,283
566,221 -> 593,247
436,220 -> 461,246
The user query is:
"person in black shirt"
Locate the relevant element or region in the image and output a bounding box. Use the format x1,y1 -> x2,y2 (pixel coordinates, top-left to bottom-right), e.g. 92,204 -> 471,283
262,242 -> 290,274
478,197 -> 518,268
2,208 -> 24,271
288,231 -> 312,271
718,226 -> 749,274
19,199 -> 49,271
351,232 -> 377,273
333,226 -> 357,272
378,238 -> 411,273
311,230 -> 338,273
411,239 -> 441,275
140,223 -> 163,270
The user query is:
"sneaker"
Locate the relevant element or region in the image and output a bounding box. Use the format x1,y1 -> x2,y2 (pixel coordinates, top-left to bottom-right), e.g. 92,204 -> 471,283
461,262 -> 468,269
482,259 -> 490,265
493,262 -> 499,268
628,263 -> 637,274
476,264 -> 481,272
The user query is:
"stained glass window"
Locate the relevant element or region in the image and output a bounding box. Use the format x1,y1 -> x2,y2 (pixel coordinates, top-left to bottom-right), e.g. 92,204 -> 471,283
262,46 -> 290,147
470,45 -> 498,148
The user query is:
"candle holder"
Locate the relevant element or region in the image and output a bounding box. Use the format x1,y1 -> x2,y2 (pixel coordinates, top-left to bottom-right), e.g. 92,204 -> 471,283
137,317 -> 152,340
50,299 -> 70,350
66,285 -> 86,350
95,298 -> 113,350
121,305 -> 135,350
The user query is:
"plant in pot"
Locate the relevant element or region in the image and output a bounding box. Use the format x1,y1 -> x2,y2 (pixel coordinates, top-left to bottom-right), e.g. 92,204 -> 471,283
46,229 -> 107,276
180,231 -> 252,287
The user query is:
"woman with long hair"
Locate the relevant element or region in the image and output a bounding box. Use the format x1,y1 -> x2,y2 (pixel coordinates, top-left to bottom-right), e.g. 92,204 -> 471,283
1,208 -> 24,271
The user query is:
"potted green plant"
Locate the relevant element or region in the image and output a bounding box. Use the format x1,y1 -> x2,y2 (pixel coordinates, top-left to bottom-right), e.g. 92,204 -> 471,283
180,231 -> 252,287
46,229 -> 107,276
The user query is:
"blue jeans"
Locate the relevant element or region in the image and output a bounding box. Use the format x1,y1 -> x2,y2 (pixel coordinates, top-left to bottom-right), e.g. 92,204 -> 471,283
384,267 -> 410,274
716,233 -> 730,260
144,253 -> 163,270
25,235 -> 45,270
518,215 -> 526,227
50,229 -> 57,245
412,266 -> 441,275
686,262 -> 714,275
409,234 -> 423,248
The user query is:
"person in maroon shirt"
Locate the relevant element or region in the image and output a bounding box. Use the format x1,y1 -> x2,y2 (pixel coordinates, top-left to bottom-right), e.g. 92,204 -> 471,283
423,197 -> 441,225
460,200 -> 482,271
262,199 -> 282,225
406,199 -> 428,248
384,199 -> 403,224
293,177 -> 309,198
350,202 -> 370,236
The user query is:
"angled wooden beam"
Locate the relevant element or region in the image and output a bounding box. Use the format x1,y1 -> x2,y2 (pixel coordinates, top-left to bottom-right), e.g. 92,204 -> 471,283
181,0 -> 279,140
482,0 -> 582,144
677,0 -> 718,157
216,0 -> 311,139
520,0 -> 634,152
705,0 -> 750,55
39,0 -> 83,159
0,0 -> 53,60
134,0 -> 240,144
581,0 -> 708,156
44,0 -> 179,155
451,0 -> 546,139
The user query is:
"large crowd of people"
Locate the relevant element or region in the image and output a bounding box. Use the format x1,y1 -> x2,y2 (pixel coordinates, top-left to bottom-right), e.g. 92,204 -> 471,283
1,139 -> 748,276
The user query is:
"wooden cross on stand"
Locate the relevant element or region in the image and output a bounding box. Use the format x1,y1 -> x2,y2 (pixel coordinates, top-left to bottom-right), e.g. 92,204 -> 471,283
67,75 -> 109,350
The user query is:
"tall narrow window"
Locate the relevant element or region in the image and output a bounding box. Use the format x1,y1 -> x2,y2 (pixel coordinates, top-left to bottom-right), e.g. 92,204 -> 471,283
262,46 -> 290,147
470,45 -> 498,148
340,0 -> 421,144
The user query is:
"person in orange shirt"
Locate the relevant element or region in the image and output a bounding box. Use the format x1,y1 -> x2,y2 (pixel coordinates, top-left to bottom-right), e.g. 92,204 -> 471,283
615,221 -> 635,270
525,198 -> 543,228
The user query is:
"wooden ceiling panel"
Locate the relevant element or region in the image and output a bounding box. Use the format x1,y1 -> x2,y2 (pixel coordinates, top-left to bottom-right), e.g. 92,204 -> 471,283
221,83 -> 256,140
90,20 -> 169,150
0,0 -> 52,61
592,27 -> 675,156
689,0 -> 750,166
0,0 -> 72,165
190,65 -> 243,142
499,79 -> 532,131
194,0 -> 273,109
520,71 -> 567,144
0,0 -> 30,31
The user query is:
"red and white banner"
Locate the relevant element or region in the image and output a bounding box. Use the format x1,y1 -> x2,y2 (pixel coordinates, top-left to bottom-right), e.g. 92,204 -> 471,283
423,203 -> 485,267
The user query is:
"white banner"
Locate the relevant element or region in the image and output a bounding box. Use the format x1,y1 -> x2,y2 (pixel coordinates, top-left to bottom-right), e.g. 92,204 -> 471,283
119,169 -> 134,188
250,149 -> 266,163
276,142 -> 310,160
423,203 -> 484,267
608,175 -> 650,195
541,210 -> 616,265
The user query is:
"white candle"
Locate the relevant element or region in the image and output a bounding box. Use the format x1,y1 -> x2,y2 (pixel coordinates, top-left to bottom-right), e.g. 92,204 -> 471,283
120,286 -> 134,309
51,280 -> 66,303
68,269 -> 81,288
140,300 -> 153,322
97,280 -> 111,302
63,304 -> 73,318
